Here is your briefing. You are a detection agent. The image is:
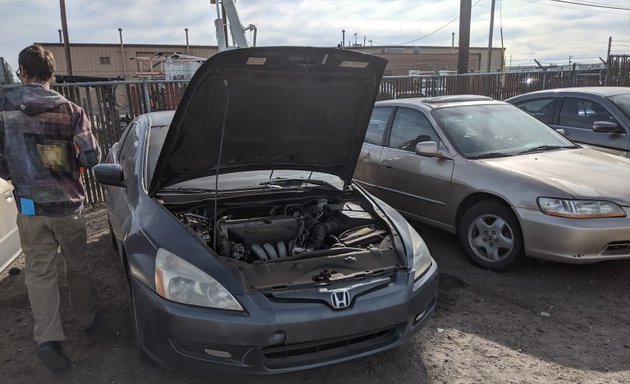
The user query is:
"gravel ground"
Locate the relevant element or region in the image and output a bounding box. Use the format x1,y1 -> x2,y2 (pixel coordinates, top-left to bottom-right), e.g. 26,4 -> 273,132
1,207 -> 629,384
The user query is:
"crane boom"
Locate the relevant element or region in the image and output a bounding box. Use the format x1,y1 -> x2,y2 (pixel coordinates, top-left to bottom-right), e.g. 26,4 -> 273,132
211,0 -> 256,52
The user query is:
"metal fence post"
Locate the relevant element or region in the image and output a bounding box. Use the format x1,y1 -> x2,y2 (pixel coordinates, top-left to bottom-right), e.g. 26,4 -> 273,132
142,78 -> 152,113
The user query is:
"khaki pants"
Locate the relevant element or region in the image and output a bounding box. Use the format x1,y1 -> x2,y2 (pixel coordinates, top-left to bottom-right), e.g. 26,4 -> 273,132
16,212 -> 97,345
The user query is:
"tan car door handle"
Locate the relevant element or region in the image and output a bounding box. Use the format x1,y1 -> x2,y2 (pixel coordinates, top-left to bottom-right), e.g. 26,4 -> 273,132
4,190 -> 14,203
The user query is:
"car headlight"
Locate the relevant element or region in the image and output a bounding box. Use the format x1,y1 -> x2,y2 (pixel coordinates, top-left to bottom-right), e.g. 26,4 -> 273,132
407,223 -> 433,282
154,248 -> 243,311
538,197 -> 626,218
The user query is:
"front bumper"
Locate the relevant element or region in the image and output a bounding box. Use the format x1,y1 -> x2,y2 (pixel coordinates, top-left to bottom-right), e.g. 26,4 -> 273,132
131,261 -> 438,375
516,207 -> 630,263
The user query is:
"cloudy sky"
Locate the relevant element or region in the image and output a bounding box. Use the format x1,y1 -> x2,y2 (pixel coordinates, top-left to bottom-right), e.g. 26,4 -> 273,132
1,0 -> 629,71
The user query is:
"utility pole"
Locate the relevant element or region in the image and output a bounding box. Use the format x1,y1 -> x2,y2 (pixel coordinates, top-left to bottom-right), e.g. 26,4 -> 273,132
118,28 -> 126,80
457,0 -> 471,75
452,32 -> 455,54
185,28 -> 190,54
342,30 -> 346,49
487,0 -> 496,72
57,29 -> 62,43
605,36 -> 612,85
59,0 -> 73,75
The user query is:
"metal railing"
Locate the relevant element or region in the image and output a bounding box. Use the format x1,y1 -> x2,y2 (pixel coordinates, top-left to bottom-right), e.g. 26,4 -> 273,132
1,64 -> 623,205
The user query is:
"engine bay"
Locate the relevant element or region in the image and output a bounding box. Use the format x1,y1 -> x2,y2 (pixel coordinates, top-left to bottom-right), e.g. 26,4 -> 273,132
176,196 -> 393,264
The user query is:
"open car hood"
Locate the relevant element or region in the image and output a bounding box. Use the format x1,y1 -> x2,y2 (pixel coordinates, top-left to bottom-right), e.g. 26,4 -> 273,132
149,47 -> 387,195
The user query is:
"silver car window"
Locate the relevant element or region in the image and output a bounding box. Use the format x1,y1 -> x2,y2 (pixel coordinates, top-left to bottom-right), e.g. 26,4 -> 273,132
365,107 -> 392,145
388,108 -> 440,152
514,98 -> 556,124
559,98 -> 619,129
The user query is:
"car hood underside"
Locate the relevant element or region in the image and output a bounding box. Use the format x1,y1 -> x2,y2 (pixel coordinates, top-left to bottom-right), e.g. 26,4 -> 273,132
149,47 -> 387,195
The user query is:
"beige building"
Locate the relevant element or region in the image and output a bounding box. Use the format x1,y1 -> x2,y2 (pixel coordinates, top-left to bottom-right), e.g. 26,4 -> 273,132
38,42 -> 504,80
38,43 -> 219,80
349,46 -> 506,75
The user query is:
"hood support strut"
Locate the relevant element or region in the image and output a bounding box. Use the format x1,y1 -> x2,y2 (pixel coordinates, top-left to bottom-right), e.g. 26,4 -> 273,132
213,80 -> 232,249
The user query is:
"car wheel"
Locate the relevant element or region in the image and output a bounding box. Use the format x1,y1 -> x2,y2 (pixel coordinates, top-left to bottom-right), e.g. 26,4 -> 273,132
458,200 -> 523,271
108,217 -> 118,251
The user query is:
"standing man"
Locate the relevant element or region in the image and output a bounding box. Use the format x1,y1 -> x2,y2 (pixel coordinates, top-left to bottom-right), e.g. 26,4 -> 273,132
0,45 -> 101,371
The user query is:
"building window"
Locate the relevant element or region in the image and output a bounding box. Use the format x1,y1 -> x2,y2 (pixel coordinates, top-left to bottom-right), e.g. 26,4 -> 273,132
99,56 -> 111,65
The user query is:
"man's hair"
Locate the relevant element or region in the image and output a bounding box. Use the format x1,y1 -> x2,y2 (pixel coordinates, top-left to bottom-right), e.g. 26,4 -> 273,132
18,45 -> 55,82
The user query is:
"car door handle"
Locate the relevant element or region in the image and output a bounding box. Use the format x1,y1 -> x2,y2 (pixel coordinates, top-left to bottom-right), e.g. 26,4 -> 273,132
4,190 -> 14,202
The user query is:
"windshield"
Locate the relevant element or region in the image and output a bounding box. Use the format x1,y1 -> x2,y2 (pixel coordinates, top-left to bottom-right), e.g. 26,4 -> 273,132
609,93 -> 630,120
432,104 -> 576,159
166,170 -> 345,192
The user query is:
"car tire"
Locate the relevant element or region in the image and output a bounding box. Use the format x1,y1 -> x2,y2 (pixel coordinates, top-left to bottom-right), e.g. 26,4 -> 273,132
458,200 -> 523,271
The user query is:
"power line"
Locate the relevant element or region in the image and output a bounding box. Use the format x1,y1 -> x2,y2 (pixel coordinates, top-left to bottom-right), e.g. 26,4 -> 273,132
547,0 -> 630,11
373,0 -> 484,46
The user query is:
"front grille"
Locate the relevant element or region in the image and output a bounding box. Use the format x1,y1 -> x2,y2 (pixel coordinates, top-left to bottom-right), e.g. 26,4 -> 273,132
262,325 -> 401,369
603,241 -> 630,255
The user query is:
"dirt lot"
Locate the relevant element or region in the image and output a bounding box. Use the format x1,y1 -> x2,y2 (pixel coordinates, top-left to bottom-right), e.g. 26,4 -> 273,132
1,206 -> 629,384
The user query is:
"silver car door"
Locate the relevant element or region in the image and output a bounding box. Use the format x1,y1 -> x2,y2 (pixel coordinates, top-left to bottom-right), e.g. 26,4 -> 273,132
556,97 -> 630,156
378,108 -> 454,225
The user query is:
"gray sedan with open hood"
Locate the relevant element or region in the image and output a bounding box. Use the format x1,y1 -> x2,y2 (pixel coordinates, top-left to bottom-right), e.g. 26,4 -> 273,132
94,47 -> 438,374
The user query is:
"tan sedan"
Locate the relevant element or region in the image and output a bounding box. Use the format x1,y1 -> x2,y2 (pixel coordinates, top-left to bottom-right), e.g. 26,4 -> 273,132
354,96 -> 630,270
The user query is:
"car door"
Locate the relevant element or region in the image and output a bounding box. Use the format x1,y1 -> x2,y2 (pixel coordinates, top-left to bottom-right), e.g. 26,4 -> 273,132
554,96 -> 630,156
376,107 -> 454,224
354,107 -> 393,195
0,178 -> 21,272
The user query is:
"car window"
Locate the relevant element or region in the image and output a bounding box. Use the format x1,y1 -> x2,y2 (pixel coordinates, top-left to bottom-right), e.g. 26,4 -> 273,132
388,108 -> 440,152
514,98 -> 556,124
365,107 -> 392,145
559,98 -> 618,129
118,122 -> 141,176
609,93 -> 630,120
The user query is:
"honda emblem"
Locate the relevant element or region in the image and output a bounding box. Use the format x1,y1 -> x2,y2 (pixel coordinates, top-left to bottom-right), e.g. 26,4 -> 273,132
330,290 -> 351,309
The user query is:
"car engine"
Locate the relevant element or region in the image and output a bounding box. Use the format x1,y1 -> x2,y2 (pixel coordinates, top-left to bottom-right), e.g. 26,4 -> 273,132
177,197 -> 391,264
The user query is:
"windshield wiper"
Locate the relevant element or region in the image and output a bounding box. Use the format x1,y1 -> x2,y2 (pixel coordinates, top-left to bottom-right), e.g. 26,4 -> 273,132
160,187 -> 214,193
258,178 -> 330,188
471,152 -> 512,159
517,145 -> 575,155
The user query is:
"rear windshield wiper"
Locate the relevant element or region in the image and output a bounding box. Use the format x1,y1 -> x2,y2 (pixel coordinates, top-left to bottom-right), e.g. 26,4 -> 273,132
517,145 -> 575,155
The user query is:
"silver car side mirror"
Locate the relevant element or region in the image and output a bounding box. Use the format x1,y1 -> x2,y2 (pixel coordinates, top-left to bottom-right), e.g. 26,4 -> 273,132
592,121 -> 621,133
415,141 -> 446,158
555,128 -> 566,135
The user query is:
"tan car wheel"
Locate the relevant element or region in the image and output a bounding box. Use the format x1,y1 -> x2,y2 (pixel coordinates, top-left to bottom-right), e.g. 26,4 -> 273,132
458,201 -> 523,271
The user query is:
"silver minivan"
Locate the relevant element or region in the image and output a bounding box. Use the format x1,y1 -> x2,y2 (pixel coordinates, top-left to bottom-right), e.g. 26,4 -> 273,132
0,178 -> 21,272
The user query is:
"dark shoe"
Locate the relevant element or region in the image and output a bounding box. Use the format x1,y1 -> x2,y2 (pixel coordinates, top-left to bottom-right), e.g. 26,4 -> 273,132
82,312 -> 100,333
37,341 -> 71,372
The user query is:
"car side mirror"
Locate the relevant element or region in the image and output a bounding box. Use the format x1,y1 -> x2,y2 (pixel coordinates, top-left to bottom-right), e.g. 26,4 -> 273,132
555,128 -> 566,135
415,141 -> 446,158
592,121 -> 621,133
94,164 -> 126,187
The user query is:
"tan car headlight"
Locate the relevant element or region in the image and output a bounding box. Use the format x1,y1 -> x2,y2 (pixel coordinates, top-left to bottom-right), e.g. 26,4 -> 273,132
538,198 -> 626,219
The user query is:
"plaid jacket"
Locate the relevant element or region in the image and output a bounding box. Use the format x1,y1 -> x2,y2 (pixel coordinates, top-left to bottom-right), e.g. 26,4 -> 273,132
0,84 -> 101,216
